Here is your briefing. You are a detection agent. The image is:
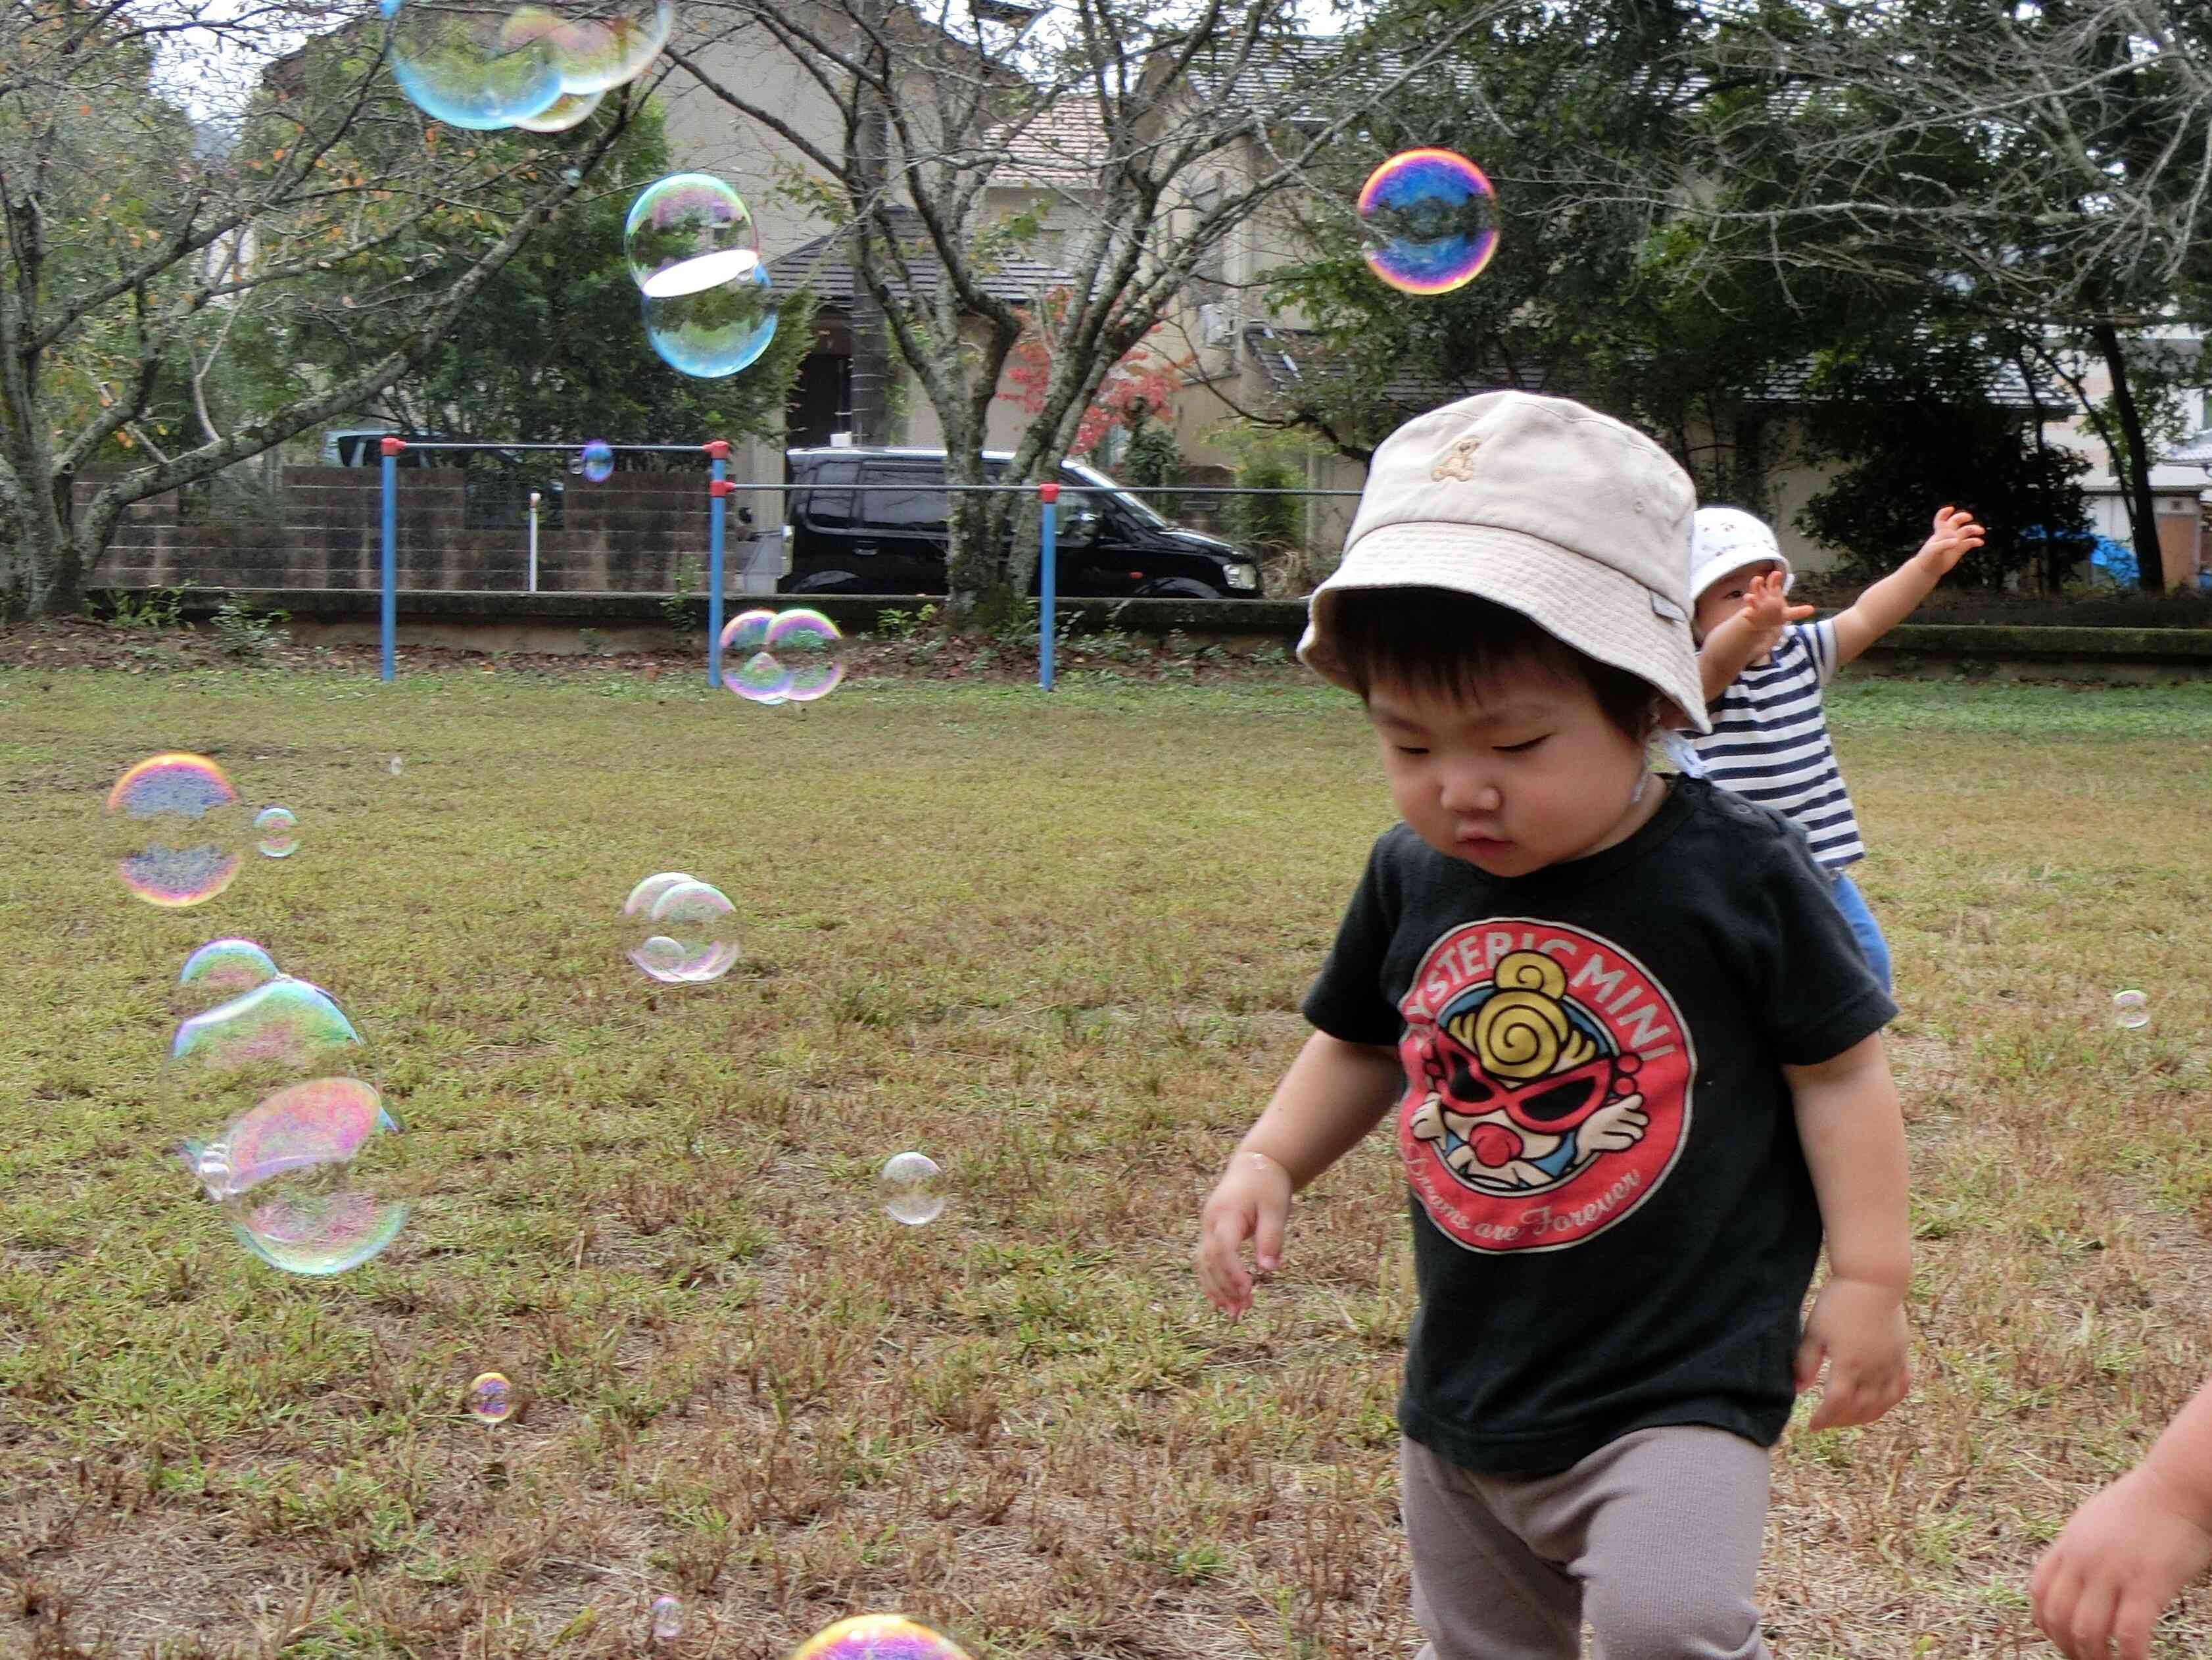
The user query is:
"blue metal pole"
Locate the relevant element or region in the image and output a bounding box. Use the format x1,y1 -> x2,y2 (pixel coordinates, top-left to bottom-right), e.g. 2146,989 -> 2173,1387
379,437 -> 401,683
704,440 -> 730,690
1038,483 -> 1057,692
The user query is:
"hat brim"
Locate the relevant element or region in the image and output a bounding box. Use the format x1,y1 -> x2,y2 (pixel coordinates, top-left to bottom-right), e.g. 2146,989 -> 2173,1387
1299,520 -> 1712,735
1691,550 -> 1793,603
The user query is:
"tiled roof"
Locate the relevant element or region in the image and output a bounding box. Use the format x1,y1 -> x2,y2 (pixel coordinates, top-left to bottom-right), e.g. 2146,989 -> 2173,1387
767,207 -> 1072,308
985,96 -> 1109,187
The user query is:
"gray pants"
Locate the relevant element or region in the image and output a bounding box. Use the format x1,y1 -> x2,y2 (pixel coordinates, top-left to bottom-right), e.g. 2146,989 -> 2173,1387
1401,1427 -> 1773,1660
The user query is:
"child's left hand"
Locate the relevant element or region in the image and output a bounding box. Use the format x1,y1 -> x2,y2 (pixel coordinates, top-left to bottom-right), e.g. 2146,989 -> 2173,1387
1915,506 -> 1986,576
2031,1465 -> 2212,1660
1794,1276 -> 1910,1430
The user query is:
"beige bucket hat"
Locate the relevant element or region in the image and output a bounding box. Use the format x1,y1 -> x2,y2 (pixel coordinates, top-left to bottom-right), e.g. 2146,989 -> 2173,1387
1298,391 -> 1708,733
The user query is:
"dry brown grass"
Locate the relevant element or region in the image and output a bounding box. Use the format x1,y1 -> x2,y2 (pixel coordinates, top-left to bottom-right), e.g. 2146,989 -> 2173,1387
1,660 -> 2209,1658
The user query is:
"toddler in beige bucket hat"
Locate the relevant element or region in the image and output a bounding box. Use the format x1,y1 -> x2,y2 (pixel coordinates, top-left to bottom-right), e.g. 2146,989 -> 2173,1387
1299,390 -> 1708,733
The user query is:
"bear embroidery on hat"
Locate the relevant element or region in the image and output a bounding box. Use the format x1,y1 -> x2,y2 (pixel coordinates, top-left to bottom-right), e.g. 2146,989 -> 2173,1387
1430,433 -> 1483,482
1399,933 -> 1692,1253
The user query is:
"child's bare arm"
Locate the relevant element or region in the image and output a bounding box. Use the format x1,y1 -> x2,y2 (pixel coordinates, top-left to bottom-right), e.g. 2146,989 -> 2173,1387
1195,1031 -> 1403,1319
1830,507 -> 1986,667
1783,1032 -> 1912,1430
2032,1375 -> 2212,1660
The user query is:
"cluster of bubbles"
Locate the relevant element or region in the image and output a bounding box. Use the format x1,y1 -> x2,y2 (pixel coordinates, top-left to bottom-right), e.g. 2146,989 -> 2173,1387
790,1617 -> 974,1660
1357,148 -> 1499,296
105,754 -> 301,908
622,871 -> 740,983
623,174 -> 779,378
170,944 -> 406,1277
2114,989 -> 2150,1030
719,607 -> 847,705
381,0 -> 671,133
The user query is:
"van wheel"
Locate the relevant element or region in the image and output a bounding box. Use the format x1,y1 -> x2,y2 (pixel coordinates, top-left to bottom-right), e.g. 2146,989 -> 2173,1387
1132,577 -> 1220,599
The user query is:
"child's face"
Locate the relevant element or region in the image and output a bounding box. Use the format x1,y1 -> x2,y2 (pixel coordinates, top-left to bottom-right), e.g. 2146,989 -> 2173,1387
1366,663 -> 1656,878
1692,559 -> 1781,641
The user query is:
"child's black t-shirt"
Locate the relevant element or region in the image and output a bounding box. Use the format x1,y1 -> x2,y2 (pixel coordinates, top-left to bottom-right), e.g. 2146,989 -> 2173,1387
1302,775 -> 1896,1475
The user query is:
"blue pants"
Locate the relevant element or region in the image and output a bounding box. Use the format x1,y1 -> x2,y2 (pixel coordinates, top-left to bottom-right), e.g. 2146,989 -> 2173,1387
1829,871 -> 1892,994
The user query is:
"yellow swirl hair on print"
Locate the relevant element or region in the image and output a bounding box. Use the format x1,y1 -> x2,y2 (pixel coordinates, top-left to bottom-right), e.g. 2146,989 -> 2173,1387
1449,950 -> 1595,1080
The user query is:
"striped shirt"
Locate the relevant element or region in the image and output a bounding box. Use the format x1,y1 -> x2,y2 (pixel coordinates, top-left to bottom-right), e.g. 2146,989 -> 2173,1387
1687,620 -> 1865,871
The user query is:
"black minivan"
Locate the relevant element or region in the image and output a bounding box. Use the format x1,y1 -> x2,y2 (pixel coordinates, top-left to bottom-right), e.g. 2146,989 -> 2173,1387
776,447 -> 1264,599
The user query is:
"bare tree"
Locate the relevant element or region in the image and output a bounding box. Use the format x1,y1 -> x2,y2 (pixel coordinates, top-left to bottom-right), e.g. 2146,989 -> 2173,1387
1,0 -> 632,618
672,0 -> 1501,619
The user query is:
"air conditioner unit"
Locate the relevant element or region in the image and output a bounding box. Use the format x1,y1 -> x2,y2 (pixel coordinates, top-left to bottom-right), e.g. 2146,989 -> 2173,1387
1199,303 -> 1238,347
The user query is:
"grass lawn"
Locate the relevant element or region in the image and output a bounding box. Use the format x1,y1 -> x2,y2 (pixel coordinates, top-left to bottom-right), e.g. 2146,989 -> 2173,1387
3,656 -> 2211,1659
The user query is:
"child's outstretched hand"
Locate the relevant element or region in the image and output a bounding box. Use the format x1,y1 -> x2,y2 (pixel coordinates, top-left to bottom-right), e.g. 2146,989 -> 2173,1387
1793,1276 -> 1910,1431
1915,505 -> 1986,576
1738,569 -> 1815,650
2031,1465 -> 2212,1660
1195,1151 -> 1293,1320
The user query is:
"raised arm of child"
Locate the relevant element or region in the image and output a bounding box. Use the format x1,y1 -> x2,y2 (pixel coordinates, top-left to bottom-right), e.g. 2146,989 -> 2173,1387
2031,1375 -> 2212,1660
1698,570 -> 1815,701
1195,1031 -> 1405,1320
1829,506 -> 1986,667
1783,1033 -> 1913,1431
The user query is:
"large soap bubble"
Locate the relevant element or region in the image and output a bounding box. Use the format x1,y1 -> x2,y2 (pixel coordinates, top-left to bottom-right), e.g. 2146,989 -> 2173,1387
621,871 -> 739,983
1357,148 -> 1499,295
105,752 -> 245,908
790,1616 -> 974,1660
540,0 -> 673,93
176,939 -> 281,1017
625,174 -> 759,299
643,262 -> 777,378
510,86 -> 603,132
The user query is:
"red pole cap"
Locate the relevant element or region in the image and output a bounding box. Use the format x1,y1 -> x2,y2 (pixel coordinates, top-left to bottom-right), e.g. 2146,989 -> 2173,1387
709,478 -> 736,498
701,439 -> 731,460
1038,481 -> 1060,504
380,436 -> 407,456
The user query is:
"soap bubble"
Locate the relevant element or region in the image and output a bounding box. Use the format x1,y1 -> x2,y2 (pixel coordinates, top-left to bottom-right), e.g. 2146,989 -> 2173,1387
621,873 -> 739,983
768,608 -> 846,702
466,1371 -> 514,1424
878,1152 -> 944,1226
643,262 -> 778,379
172,975 -> 360,1071
254,806 -> 299,858
580,439 -> 615,483
625,174 -> 759,299
541,0 -> 673,94
105,752 -> 245,908
511,86 -> 602,132
177,939 -> 281,1015
389,756 -> 405,776
2113,989 -> 2150,1030
384,0 -> 566,132
790,1615 -> 974,1660
1357,149 -> 1499,295
650,1596 -> 685,1643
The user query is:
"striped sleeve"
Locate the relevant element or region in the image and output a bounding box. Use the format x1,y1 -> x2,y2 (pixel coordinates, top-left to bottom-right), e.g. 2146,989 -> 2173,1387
1795,620 -> 1840,686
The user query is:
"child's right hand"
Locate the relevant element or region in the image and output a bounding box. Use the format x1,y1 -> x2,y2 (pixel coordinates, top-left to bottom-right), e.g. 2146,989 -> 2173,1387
2031,1463 -> 2212,1660
1737,570 -> 1815,649
1195,1151 -> 1294,1320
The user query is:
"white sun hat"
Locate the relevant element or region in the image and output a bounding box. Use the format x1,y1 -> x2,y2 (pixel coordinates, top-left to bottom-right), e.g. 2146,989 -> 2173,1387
1690,506 -> 1792,602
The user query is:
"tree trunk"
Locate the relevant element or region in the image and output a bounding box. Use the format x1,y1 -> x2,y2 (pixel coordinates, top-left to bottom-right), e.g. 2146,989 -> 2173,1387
2091,321 -> 2166,593
848,91 -> 892,445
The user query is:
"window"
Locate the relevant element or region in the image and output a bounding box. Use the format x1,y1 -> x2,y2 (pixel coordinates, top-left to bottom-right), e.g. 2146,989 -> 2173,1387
859,464 -> 948,529
803,460 -> 862,527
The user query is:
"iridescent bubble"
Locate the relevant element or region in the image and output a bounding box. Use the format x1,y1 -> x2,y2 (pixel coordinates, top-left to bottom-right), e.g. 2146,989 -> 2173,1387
466,1371 -> 514,1424
767,608 -> 846,702
878,1152 -> 944,1226
2113,989 -> 2150,1030
541,0 -> 673,94
511,86 -> 603,132
625,174 -> 759,299
621,873 -> 739,983
789,1615 -> 974,1660
650,1596 -> 685,1643
254,805 -> 299,858
105,752 -> 244,908
1357,149 -> 1499,296
171,975 -> 360,1072
643,262 -> 777,379
177,939 -> 281,1014
580,439 -> 615,483
385,0 -> 566,131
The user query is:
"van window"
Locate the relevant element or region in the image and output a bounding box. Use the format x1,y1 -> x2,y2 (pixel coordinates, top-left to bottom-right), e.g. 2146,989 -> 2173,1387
860,464 -> 948,530
804,460 -> 862,527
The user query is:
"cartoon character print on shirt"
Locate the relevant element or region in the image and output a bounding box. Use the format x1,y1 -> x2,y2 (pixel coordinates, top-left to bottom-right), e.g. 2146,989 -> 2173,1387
1400,924 -> 1693,1253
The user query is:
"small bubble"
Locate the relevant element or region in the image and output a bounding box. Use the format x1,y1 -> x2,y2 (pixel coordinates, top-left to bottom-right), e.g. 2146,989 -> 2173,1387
2113,989 -> 2150,1030
254,805 -> 299,858
879,1151 -> 945,1226
466,1371 -> 513,1425
650,1595 -> 684,1642
389,756 -> 404,776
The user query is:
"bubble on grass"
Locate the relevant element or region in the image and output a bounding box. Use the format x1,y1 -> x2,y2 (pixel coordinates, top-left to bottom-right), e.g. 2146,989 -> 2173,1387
2114,989 -> 2150,1030
179,939 -> 281,1009
389,755 -> 405,776
789,1615 -> 974,1660
642,262 -> 777,379
650,1596 -> 685,1642
254,805 -> 299,858
172,975 -> 360,1071
384,0 -> 565,131
767,608 -> 846,702
466,1371 -> 514,1424
878,1152 -> 944,1226
1357,148 -> 1499,295
579,439 -> 615,482
182,1076 -> 406,1277
106,753 -> 245,908
621,873 -> 738,983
